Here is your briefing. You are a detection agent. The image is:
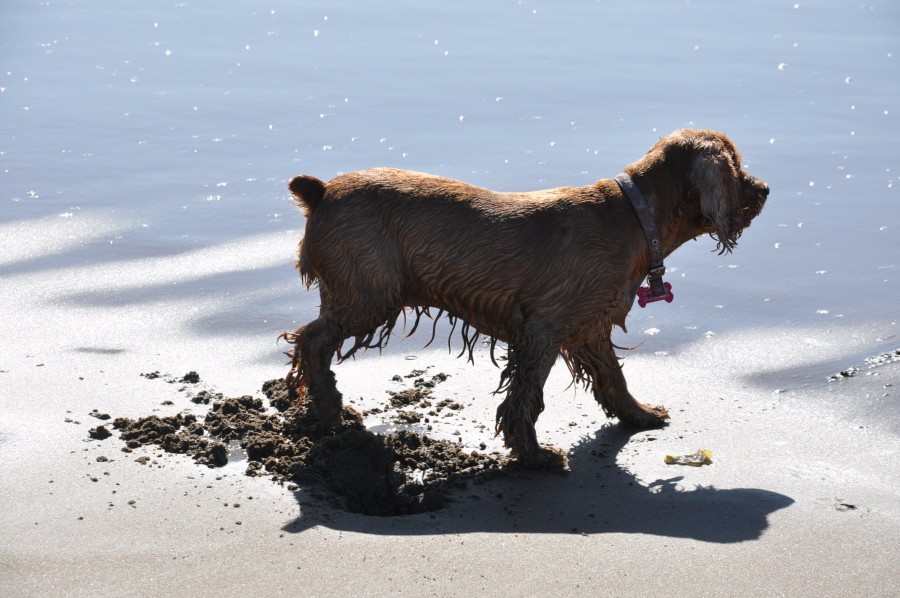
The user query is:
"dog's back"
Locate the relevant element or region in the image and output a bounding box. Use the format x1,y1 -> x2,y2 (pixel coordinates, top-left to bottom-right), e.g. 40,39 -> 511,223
289,168 -> 635,339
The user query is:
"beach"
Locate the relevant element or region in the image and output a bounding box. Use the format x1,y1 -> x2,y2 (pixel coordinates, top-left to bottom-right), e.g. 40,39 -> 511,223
1,1 -> 898,595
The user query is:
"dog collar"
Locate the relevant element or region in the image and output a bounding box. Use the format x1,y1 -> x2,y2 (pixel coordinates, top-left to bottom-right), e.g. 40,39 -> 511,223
614,173 -> 673,306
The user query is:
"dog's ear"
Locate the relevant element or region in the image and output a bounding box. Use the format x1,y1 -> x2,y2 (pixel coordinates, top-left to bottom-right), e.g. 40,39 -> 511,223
689,139 -> 741,252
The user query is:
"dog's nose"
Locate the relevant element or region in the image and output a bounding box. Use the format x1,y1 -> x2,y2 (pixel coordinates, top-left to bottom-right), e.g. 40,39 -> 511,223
761,183 -> 770,197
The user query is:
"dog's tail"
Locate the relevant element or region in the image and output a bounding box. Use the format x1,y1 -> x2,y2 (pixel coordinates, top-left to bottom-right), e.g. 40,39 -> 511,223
288,175 -> 326,215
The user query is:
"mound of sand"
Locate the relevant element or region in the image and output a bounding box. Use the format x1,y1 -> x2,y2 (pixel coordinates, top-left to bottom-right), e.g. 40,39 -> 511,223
92,376 -> 506,516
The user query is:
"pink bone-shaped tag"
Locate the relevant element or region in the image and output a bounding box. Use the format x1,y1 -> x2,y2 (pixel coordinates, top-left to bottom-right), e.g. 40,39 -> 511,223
637,282 -> 674,308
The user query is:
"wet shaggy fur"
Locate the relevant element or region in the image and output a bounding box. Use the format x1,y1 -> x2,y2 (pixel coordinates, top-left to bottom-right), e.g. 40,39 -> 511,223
282,129 -> 769,467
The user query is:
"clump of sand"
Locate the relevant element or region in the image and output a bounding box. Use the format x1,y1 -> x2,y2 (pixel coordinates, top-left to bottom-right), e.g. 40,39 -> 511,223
98,376 -> 506,516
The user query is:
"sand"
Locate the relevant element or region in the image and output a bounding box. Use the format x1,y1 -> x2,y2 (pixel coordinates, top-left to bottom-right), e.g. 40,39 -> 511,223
2,333 -> 897,596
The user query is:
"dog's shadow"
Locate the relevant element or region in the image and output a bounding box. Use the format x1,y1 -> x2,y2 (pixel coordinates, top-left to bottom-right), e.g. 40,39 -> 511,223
282,425 -> 793,543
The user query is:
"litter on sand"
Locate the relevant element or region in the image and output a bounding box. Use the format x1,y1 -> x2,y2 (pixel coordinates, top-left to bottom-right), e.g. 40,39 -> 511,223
664,449 -> 713,466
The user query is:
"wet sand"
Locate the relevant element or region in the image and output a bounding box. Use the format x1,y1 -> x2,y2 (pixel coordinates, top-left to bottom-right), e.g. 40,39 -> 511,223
1,320 -> 897,595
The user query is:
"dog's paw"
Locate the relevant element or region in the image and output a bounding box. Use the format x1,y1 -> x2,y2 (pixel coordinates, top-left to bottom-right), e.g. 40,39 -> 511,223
514,445 -> 569,470
290,402 -> 363,435
618,403 -> 670,429
304,396 -> 345,430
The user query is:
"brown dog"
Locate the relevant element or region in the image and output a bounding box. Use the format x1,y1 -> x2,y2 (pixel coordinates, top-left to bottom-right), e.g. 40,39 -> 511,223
283,129 -> 769,467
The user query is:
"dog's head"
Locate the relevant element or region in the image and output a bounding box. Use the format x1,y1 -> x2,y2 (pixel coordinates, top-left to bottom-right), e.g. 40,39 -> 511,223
639,129 -> 770,254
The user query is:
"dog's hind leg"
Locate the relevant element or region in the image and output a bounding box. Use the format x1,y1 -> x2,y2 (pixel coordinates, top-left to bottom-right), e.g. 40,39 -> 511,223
495,320 -> 565,468
286,313 -> 346,426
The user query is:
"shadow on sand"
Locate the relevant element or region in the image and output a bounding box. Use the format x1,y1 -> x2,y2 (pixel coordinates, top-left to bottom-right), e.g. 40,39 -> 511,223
282,424 -> 793,543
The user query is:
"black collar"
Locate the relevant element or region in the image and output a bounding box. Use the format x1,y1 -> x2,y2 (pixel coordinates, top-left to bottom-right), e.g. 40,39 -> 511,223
614,173 -> 669,299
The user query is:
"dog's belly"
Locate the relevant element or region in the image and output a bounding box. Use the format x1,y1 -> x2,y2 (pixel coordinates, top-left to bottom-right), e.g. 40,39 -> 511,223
402,290 -> 517,342
402,266 -> 625,344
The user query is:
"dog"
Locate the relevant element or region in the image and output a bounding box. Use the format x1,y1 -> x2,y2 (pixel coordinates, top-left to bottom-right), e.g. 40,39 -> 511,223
282,129 -> 769,467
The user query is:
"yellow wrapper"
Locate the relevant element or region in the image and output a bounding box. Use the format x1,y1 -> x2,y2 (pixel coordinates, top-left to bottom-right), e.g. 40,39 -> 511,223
664,449 -> 713,466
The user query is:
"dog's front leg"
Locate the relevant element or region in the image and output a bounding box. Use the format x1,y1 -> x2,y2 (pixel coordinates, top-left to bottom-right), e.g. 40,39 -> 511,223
562,322 -> 670,428
594,347 -> 670,428
494,322 -> 566,468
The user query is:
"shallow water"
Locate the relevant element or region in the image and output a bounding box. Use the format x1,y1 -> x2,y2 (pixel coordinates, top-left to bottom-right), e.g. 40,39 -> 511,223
2,1 -> 897,414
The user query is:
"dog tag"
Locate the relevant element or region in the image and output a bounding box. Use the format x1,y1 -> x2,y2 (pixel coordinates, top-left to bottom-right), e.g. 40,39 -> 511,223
637,282 -> 673,308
